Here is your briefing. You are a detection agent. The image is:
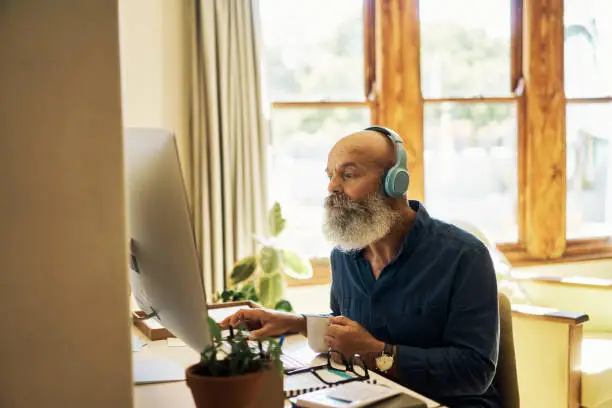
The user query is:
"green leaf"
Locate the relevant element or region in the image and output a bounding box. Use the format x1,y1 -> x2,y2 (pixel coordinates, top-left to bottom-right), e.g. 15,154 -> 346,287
242,282 -> 256,296
241,283 -> 260,302
200,344 -> 217,363
274,299 -> 293,312
281,250 -> 313,279
259,273 -> 285,308
260,246 -> 280,274
230,256 -> 257,285
220,289 -> 234,302
232,291 -> 245,301
268,202 -> 286,237
207,316 -> 222,343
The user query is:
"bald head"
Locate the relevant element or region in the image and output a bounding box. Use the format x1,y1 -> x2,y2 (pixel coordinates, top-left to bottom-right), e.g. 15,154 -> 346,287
328,130 -> 396,172
325,128 -> 403,203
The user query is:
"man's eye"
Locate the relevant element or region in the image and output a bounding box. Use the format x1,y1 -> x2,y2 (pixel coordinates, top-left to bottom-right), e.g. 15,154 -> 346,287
343,173 -> 353,179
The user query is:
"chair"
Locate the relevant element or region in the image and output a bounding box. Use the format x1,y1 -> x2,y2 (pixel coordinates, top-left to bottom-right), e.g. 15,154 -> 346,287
495,292 -> 520,408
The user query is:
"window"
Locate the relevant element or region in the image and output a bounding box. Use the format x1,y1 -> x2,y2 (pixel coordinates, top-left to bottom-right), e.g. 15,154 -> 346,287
259,0 -> 372,258
259,0 -> 612,281
420,0 -> 518,243
564,0 -> 612,239
267,107 -> 370,257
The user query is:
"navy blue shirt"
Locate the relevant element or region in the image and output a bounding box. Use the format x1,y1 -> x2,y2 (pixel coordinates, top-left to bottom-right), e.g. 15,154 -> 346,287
329,201 -> 500,408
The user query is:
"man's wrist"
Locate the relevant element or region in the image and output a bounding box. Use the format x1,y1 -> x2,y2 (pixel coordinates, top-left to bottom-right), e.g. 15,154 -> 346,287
290,314 -> 307,336
367,338 -> 385,354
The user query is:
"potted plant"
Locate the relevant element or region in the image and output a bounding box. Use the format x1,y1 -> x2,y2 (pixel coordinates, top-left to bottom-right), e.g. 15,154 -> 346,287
185,317 -> 283,408
219,202 -> 313,310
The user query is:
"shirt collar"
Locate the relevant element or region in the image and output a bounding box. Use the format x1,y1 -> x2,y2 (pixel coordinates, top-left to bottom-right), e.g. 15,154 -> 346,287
399,200 -> 431,255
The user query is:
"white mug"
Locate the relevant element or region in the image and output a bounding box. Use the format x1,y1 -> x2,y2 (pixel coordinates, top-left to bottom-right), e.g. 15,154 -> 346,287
305,315 -> 330,354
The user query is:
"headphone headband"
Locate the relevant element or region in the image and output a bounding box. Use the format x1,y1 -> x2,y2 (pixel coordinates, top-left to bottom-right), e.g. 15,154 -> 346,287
364,125 -> 410,198
364,125 -> 407,169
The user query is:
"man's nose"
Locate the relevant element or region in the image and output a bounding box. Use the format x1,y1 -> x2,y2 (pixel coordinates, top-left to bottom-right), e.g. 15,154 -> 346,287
327,175 -> 342,194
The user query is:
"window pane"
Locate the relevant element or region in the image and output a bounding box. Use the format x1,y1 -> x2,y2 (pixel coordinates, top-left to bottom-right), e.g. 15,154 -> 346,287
565,0 -> 612,98
259,0 -> 364,101
420,0 -> 511,98
566,103 -> 612,238
424,102 -> 518,243
267,107 -> 371,257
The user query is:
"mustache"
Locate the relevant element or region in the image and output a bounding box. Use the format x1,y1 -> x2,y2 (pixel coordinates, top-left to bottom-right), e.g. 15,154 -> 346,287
324,194 -> 371,214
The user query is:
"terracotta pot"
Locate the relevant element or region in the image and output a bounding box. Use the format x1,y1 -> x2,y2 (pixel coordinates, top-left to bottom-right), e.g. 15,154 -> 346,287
185,364 -> 265,408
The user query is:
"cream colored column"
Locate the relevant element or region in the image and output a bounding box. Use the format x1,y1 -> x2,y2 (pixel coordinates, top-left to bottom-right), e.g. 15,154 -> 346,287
0,1 -> 133,408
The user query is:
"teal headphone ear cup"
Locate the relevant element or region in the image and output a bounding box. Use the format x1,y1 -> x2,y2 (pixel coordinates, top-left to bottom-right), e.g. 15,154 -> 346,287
384,167 -> 410,198
364,125 -> 410,198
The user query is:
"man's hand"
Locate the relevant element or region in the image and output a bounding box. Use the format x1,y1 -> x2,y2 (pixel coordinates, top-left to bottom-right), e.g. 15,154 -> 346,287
218,309 -> 305,339
324,316 -> 383,358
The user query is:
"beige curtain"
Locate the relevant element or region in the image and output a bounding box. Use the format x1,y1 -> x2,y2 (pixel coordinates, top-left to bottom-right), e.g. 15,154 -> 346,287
188,0 -> 268,300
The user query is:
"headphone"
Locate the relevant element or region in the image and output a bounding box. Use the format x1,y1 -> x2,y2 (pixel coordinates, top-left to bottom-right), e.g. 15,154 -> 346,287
364,125 -> 410,198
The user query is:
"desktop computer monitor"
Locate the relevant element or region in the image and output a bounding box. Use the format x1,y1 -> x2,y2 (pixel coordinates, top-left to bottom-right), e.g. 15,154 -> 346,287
123,127 -> 212,354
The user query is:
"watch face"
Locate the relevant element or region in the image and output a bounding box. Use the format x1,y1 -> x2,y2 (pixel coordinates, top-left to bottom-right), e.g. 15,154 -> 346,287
376,354 -> 393,371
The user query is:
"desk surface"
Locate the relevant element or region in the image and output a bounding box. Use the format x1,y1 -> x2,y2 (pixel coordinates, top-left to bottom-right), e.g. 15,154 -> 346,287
131,327 -> 440,408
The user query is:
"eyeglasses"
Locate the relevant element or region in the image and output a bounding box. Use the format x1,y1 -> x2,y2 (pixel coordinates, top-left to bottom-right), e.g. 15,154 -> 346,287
284,348 -> 369,386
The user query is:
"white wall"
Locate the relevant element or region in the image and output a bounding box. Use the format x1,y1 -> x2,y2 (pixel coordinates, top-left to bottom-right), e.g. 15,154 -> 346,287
287,285 -> 333,314
0,2 -> 133,407
118,0 -> 192,201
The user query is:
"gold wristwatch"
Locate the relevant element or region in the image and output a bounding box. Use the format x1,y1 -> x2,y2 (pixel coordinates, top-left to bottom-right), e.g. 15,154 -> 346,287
375,343 -> 394,372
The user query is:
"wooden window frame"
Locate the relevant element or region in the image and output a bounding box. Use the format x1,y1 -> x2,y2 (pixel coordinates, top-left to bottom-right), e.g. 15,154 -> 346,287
285,0 -> 612,288
517,0 -> 612,264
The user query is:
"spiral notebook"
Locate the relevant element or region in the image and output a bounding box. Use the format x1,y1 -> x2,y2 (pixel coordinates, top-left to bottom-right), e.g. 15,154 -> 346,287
291,383 -> 428,408
292,381 -> 399,408
284,375 -> 378,398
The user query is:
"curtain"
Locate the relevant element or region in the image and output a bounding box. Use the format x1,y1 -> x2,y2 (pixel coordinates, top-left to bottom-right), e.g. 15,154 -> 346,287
188,0 -> 268,300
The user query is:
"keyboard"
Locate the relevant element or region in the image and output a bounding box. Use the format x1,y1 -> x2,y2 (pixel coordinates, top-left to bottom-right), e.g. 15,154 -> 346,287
280,352 -> 307,372
221,338 -> 308,372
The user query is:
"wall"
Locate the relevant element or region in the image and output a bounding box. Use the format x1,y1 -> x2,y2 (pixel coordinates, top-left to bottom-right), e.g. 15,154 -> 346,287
118,0 -> 192,202
0,2 -> 133,408
287,285 -> 333,314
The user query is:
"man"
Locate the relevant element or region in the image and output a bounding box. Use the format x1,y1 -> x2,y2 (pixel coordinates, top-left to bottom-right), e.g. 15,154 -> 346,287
220,126 -> 500,407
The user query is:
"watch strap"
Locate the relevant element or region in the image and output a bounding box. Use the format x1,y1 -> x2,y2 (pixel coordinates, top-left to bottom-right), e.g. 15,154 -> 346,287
383,343 -> 394,356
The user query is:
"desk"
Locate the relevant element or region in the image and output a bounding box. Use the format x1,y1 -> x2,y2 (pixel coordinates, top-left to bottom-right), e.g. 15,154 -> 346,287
132,327 -> 441,408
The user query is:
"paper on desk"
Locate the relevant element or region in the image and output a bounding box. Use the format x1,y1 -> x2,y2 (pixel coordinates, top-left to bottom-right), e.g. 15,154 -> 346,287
166,338 -> 186,347
327,381 -> 398,402
286,343 -> 319,364
131,335 -> 147,352
133,358 -> 185,384
207,306 -> 249,323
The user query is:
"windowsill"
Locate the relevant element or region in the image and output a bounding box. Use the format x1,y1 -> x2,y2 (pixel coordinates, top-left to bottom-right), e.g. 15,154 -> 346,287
499,238 -> 612,267
287,239 -> 612,288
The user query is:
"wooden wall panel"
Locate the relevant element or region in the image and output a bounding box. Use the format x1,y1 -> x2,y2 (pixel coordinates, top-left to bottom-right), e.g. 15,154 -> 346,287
523,0 -> 566,258
375,0 -> 424,201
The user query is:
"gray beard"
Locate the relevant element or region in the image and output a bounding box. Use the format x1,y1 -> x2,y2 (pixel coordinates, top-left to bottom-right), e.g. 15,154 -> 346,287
322,192 -> 399,252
